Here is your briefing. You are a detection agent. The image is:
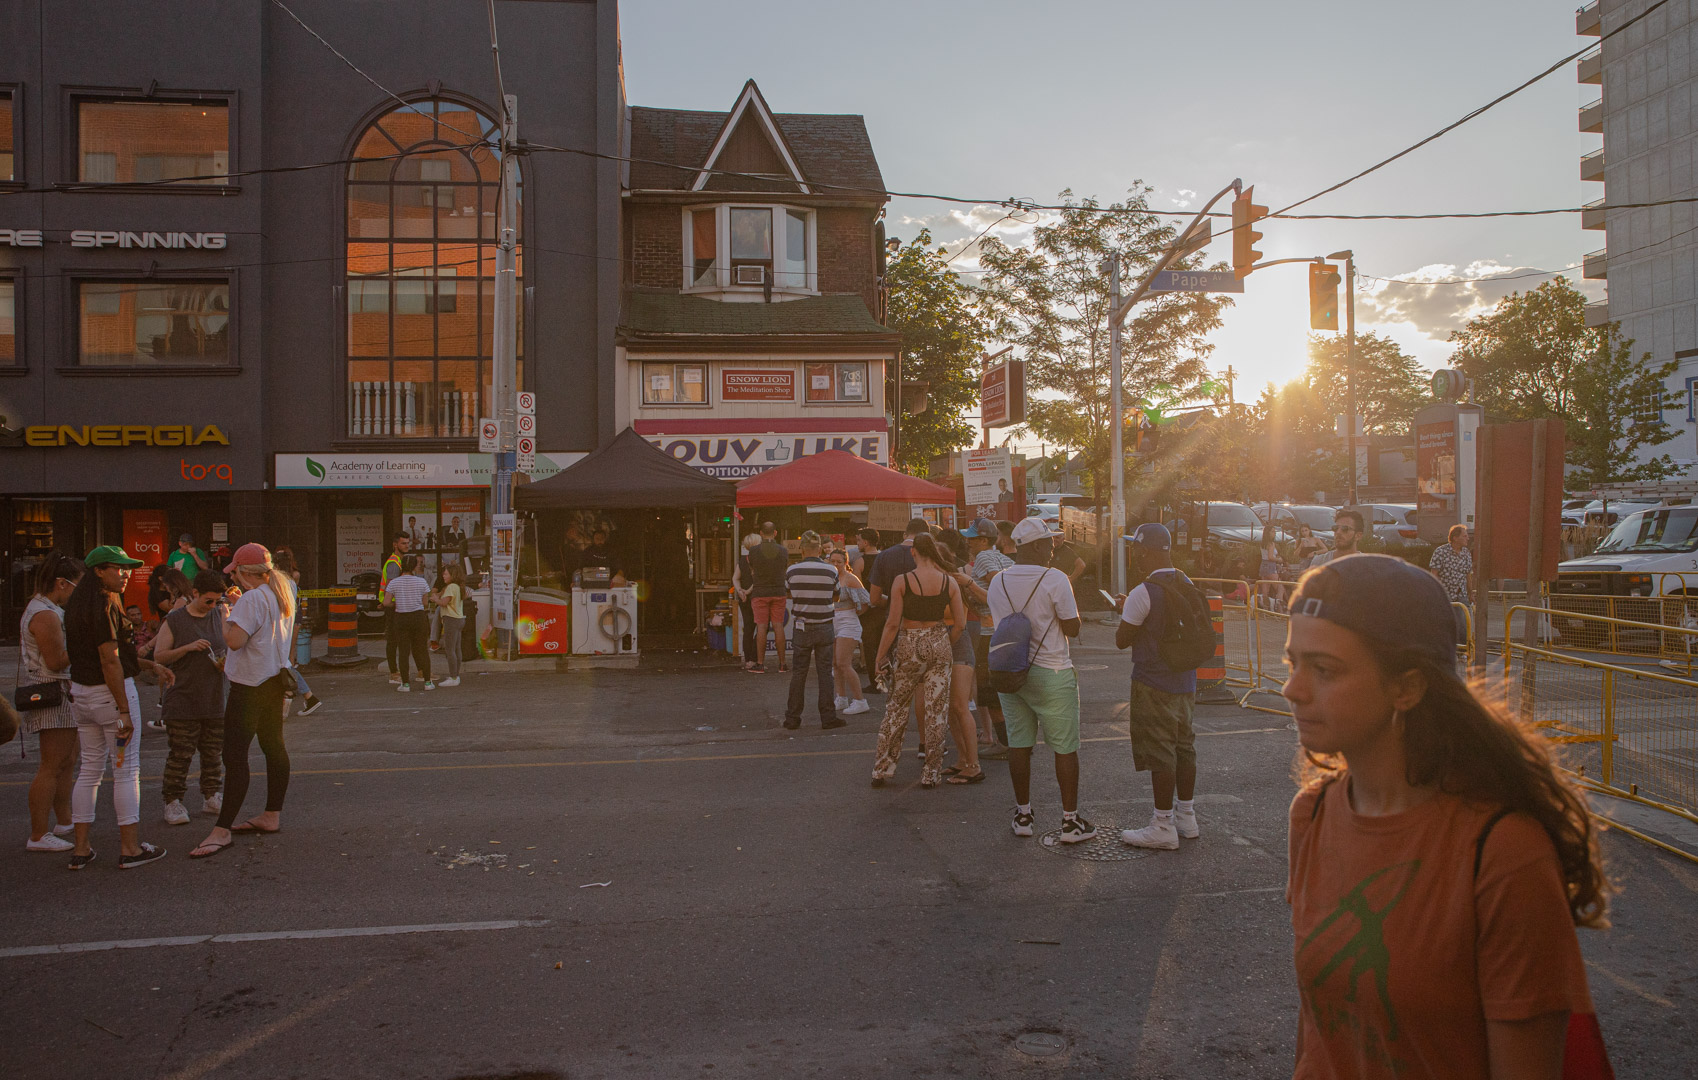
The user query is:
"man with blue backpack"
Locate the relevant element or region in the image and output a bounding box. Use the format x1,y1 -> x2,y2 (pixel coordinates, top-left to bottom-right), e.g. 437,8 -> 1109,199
1114,523 -> 1215,850
986,517 -> 1096,843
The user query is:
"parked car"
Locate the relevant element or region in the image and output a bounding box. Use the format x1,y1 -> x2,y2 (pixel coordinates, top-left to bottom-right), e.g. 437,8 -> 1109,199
1025,503 -> 1064,533
1562,499 -> 1662,529
1354,503 -> 1419,544
1029,493 -> 1095,510
1166,501 -> 1265,577
1250,503 -> 1336,548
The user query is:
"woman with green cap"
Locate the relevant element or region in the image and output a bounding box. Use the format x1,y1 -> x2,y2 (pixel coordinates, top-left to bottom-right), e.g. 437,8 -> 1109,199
63,545 -> 176,869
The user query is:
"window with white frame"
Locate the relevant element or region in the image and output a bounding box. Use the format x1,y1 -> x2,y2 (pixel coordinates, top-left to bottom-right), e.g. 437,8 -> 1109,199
684,205 -> 814,293
1633,385 -> 1668,426
804,361 -> 868,404
643,362 -> 708,405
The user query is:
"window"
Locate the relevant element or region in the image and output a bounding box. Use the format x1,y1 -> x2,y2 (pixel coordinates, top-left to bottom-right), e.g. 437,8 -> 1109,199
804,362 -> 868,404
0,276 -> 15,364
683,205 -> 814,293
0,89 -> 14,182
643,362 -> 707,405
76,100 -> 229,186
345,97 -> 518,439
1632,385 -> 1668,425
78,281 -> 230,366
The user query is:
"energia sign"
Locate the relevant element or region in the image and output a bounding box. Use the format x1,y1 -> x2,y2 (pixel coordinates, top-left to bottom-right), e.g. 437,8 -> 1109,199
19,424 -> 230,447
0,229 -> 228,249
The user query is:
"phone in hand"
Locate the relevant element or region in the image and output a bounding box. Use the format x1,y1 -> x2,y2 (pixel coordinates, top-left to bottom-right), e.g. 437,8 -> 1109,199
1099,589 -> 1120,609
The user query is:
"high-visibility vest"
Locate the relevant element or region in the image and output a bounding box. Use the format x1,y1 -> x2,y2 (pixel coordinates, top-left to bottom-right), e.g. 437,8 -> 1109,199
379,553 -> 403,604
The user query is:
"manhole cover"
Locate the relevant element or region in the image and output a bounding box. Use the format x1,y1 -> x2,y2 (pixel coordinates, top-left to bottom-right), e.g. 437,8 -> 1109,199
1038,824 -> 1152,861
1015,1032 -> 1068,1057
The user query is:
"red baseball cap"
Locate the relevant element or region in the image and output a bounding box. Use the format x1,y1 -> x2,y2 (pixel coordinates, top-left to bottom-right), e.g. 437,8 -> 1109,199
224,542 -> 273,575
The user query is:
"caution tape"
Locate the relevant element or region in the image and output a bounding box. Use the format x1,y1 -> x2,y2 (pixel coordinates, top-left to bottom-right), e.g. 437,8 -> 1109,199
299,587 -> 359,598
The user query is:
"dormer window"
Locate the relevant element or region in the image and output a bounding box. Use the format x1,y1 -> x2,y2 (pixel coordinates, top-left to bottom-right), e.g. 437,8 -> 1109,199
685,204 -> 814,295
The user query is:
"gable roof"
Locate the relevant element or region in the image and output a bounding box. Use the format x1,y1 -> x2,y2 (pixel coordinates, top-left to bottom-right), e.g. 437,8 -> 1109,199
628,82 -> 885,197
691,81 -> 808,193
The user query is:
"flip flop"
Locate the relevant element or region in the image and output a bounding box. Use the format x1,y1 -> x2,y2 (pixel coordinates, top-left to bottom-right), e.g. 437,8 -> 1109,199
189,839 -> 233,859
947,770 -> 987,785
229,821 -> 280,835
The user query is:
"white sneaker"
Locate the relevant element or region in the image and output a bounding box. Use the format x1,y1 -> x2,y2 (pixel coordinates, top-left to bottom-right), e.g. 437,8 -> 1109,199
833,695 -> 848,711
842,699 -> 870,715
163,800 -> 190,826
396,683 -> 411,693
423,681 -> 436,691
1120,816 -> 1180,850
202,793 -> 222,816
52,823 -> 74,837
388,672 -> 401,684
439,677 -> 460,687
1174,808 -> 1200,839
26,833 -> 75,852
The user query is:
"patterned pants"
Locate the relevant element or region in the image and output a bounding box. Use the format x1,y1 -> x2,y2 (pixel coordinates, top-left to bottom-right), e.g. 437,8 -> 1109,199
872,625 -> 953,785
162,715 -> 224,804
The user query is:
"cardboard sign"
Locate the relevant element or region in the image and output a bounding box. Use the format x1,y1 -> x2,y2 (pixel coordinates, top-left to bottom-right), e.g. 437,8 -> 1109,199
721,369 -> 795,401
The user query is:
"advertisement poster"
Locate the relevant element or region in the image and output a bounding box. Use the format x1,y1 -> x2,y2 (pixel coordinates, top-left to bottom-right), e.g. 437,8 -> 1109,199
438,493 -> 482,554
122,510 -> 169,609
963,448 -> 1014,510
335,510 -> 384,583
1416,421 -> 1457,520
489,512 -> 516,630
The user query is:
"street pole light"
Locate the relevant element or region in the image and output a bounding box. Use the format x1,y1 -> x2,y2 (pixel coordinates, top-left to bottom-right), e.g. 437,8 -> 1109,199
491,94 -> 520,659
1329,249 -> 1357,507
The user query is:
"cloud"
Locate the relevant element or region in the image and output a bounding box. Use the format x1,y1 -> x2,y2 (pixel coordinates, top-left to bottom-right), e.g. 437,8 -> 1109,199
1357,262 -> 1603,340
1169,187 -> 1197,208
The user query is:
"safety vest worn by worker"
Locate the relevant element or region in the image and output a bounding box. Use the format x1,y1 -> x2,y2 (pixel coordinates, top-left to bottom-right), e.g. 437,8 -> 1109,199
379,552 -> 404,604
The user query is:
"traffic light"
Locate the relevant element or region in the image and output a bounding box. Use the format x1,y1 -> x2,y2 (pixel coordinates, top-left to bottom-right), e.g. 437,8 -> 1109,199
1231,186 -> 1267,278
1309,262 -> 1341,331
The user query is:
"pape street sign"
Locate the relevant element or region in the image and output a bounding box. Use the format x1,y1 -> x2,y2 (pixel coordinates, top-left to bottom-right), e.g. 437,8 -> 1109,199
1146,270 -> 1245,294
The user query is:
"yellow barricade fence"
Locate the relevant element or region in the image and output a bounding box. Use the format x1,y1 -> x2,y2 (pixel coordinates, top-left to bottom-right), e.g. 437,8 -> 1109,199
1508,603 -> 1698,678
1504,606 -> 1698,850
1239,580 -> 1298,716
1546,573 -> 1698,658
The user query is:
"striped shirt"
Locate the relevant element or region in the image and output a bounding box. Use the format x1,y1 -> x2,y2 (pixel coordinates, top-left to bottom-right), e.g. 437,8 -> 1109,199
386,574 -> 429,614
784,558 -> 840,626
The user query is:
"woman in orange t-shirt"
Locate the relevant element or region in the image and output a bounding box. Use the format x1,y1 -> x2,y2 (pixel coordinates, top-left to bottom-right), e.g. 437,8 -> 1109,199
1281,555 -> 1610,1080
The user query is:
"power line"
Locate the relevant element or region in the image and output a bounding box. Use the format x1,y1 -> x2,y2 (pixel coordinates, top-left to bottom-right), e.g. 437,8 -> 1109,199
1271,0 -> 1670,216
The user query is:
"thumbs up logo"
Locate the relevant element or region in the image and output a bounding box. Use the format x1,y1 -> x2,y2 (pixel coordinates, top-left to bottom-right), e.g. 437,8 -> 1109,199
765,439 -> 792,463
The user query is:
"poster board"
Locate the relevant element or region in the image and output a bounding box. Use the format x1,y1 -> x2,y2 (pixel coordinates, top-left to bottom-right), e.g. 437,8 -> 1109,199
867,500 -> 911,532
963,448 -> 1014,511
335,510 -> 384,583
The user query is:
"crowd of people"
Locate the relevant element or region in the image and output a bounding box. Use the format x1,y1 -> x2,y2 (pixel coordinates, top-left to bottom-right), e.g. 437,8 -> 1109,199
16,539 -> 310,866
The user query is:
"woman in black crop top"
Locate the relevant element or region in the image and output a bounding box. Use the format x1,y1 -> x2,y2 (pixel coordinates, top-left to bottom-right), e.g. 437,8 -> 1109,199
870,533 -> 967,788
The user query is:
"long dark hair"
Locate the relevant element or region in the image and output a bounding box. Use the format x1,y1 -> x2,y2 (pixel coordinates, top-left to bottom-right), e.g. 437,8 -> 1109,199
911,531 -> 949,572
34,551 -> 86,597
64,558 -> 121,632
150,565 -> 192,616
934,529 -> 968,570
1303,651 -> 1609,928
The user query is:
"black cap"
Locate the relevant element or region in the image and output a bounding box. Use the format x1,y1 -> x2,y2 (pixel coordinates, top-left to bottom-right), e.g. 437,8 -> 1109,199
1291,554 -> 1459,674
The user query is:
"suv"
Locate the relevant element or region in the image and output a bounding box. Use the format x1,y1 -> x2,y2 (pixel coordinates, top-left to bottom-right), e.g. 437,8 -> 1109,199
1252,503 -> 1336,548
1550,506 -> 1698,640
1354,503 -> 1419,545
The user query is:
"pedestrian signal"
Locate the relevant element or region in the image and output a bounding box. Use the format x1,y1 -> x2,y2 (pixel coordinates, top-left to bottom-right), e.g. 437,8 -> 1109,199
1309,262 -> 1341,331
1231,187 -> 1267,279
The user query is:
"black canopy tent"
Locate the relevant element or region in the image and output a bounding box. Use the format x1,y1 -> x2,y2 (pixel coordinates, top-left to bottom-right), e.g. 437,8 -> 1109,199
514,428 -> 737,646
514,427 -> 736,510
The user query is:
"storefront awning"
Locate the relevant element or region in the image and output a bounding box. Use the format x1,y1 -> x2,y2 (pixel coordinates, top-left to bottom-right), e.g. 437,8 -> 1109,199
515,428 -> 737,510
735,449 -> 954,508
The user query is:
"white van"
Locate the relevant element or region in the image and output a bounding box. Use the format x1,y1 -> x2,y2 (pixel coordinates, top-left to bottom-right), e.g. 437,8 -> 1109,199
1552,506 -> 1698,602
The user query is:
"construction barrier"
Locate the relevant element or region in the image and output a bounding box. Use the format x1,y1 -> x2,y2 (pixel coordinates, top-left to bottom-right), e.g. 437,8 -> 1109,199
1503,624 -> 1698,862
1508,604 -> 1698,678
1453,602 -> 1475,667
321,598 -> 365,666
1192,578 -> 1254,688
1547,572 -> 1698,648
1239,580 -> 1298,716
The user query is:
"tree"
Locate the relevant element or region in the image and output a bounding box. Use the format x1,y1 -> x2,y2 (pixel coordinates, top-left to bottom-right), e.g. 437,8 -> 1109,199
1448,278 -> 1681,485
1305,331 -> 1430,436
883,230 -> 990,474
976,187 -> 1232,500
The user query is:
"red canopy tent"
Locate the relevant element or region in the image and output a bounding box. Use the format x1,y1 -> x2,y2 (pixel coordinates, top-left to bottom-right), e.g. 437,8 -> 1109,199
735,449 -> 955,507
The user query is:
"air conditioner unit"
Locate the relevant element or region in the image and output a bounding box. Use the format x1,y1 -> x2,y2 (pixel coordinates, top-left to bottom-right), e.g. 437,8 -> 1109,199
734,264 -> 767,285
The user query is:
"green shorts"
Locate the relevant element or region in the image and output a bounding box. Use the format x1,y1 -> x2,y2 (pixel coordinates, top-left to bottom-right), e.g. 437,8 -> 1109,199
997,665 -> 1081,755
1127,679 -> 1195,773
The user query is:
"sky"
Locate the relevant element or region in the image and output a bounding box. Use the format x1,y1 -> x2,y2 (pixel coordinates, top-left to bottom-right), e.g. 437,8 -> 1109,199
619,0 -> 1603,416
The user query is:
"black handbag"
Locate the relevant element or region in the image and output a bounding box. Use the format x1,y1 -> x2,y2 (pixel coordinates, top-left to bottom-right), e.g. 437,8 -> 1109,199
14,681 -> 64,712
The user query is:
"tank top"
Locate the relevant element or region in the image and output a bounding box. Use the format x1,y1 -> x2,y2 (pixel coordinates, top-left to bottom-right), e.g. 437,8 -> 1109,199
900,571 -> 952,622
19,596 -> 75,729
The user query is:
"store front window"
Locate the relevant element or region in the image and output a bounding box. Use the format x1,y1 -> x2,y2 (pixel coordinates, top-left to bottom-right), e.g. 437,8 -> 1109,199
397,490 -> 486,581
346,97 -> 521,439
4,499 -> 87,641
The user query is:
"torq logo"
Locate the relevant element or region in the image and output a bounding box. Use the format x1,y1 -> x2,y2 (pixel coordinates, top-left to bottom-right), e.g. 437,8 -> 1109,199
181,460 -> 234,485
133,541 -> 162,555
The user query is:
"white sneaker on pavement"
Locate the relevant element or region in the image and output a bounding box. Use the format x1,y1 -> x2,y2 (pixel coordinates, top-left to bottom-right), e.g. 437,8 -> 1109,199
26,833 -> 75,852
52,823 -> 74,837
439,677 -> 460,687
202,793 -> 222,816
1174,808 -> 1200,839
833,695 -> 848,711
163,800 -> 190,826
842,699 -> 870,715
1120,816 -> 1180,850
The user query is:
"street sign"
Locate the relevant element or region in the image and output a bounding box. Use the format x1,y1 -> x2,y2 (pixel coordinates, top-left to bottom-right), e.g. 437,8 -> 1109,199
516,413 -> 536,436
981,359 -> 1026,428
1146,270 -> 1245,294
478,418 -> 499,453
516,391 -> 536,415
516,435 -> 536,472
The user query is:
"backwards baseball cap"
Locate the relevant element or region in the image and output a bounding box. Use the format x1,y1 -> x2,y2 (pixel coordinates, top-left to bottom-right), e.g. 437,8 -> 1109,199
1128,522 -> 1172,551
1290,554 -> 1459,674
224,542 -> 274,575
85,544 -> 144,569
1009,517 -> 1052,546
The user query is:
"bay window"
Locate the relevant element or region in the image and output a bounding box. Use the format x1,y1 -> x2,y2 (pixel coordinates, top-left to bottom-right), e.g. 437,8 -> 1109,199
684,205 -> 814,293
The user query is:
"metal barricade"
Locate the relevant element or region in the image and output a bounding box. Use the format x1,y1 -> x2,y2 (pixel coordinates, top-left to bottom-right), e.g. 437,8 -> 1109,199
1510,603 -> 1698,677
1192,578 -> 1254,689
1452,602 -> 1475,667
1503,632 -> 1698,848
1239,579 -> 1297,716
1547,571 -> 1698,649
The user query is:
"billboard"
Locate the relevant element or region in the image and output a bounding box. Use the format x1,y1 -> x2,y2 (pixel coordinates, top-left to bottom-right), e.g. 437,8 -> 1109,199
963,448 -> 1014,510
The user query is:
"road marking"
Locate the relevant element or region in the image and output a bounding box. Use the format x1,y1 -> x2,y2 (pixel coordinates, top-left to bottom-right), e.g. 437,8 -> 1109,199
162,970 -> 379,1080
1585,958 -> 1675,1008
0,918 -> 549,960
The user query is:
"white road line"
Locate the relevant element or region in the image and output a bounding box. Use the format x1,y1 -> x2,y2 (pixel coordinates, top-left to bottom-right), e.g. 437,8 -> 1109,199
0,918 -> 550,959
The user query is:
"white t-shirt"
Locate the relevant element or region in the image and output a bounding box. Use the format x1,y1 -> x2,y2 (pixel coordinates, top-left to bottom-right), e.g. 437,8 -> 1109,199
225,583 -> 293,688
986,563 -> 1078,670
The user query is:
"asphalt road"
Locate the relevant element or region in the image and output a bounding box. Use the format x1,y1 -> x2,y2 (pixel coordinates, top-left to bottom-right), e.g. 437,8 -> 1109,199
3,622 -> 1695,1078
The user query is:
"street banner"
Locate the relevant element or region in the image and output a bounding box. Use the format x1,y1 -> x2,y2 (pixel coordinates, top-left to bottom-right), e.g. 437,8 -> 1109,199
981,360 -> 1026,428
963,448 -> 1014,511
122,509 -> 169,609
275,452 -> 584,489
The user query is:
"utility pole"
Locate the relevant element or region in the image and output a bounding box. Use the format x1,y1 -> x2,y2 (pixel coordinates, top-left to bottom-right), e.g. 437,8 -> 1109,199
1329,249 -> 1358,506
490,93 -> 520,658
1107,252 -> 1126,596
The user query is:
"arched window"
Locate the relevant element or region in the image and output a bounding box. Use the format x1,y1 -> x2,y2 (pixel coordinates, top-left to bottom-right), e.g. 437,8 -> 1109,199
346,97 -> 521,439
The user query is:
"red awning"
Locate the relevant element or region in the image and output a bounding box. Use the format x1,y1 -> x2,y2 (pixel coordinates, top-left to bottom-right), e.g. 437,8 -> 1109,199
735,449 -> 955,508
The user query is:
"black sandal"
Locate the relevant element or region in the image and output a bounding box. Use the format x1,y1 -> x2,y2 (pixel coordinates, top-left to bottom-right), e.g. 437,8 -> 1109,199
947,769 -> 987,785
